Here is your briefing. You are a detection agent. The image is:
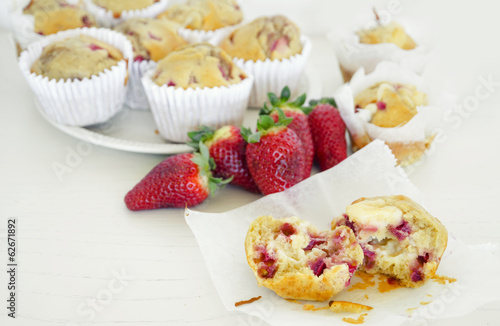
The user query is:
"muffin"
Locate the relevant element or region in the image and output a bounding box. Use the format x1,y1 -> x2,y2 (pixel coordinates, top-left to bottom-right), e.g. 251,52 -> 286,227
141,43 -> 253,142
332,195 -> 448,288
331,14 -> 432,82
354,82 -> 428,129
357,21 -> 416,50
245,215 -> 364,301
18,28 -> 133,126
220,15 -> 302,61
31,34 -> 123,81
114,17 -> 186,109
84,0 -> 168,27
219,15 -> 311,107
11,0 -> 97,51
158,0 -> 242,31
151,43 -> 246,88
335,62 -> 443,166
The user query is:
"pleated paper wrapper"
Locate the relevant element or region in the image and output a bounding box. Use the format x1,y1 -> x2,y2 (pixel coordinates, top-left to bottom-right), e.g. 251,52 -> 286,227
141,69 -> 253,143
233,36 -> 312,108
178,24 -> 239,45
18,27 -> 133,127
185,140 -> 500,326
83,0 -> 169,28
126,60 -> 157,110
328,12 -> 434,82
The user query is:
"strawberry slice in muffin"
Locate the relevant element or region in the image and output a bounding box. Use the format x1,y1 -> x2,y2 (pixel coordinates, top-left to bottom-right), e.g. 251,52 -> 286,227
332,195 -> 448,288
245,216 -> 363,301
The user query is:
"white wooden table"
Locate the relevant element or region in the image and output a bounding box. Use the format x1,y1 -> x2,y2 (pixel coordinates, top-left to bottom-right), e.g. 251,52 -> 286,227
1,1 -> 500,324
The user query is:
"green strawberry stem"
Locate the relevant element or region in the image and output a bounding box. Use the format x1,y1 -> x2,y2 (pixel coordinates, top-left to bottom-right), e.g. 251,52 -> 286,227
260,86 -> 310,116
242,109 -> 293,144
190,141 -> 233,196
187,126 -> 216,150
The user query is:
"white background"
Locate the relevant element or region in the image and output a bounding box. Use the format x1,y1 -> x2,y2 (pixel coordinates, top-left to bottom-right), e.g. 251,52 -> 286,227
1,0 -> 500,325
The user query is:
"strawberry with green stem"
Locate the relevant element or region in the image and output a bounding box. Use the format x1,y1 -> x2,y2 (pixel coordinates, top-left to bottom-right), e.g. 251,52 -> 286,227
124,142 -> 231,211
260,86 -> 314,180
188,125 -> 260,193
308,98 -> 347,171
243,110 -> 306,195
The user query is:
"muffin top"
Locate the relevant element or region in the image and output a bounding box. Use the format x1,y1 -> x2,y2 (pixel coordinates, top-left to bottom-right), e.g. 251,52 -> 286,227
92,0 -> 159,17
357,21 -> 416,50
114,18 -> 186,62
157,0 -> 242,31
219,15 -> 302,62
23,0 -> 96,36
151,43 -> 247,89
354,82 -> 427,128
31,34 -> 124,81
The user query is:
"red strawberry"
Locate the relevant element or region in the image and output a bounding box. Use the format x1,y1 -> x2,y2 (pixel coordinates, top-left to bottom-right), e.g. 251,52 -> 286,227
124,143 -> 230,211
308,98 -> 347,171
261,86 -> 314,180
243,112 -> 305,195
188,125 -> 260,193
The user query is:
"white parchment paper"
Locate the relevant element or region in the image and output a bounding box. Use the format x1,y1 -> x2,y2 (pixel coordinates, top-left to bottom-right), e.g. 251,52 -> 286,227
185,140 -> 500,325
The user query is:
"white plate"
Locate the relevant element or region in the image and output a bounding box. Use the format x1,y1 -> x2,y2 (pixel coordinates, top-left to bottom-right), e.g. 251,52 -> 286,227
35,65 -> 322,154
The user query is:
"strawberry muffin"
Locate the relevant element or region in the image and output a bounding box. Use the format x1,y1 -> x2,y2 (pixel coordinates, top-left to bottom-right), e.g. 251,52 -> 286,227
84,0 -> 168,28
332,195 -> 448,288
141,43 -> 253,142
151,43 -> 246,89
245,215 -> 364,300
114,17 -> 185,62
12,0 -> 97,51
219,15 -> 311,107
114,17 -> 186,109
91,0 -> 160,17
220,15 -> 302,61
19,28 -> 132,126
357,21 -> 416,50
31,34 -> 123,81
158,0 -> 242,31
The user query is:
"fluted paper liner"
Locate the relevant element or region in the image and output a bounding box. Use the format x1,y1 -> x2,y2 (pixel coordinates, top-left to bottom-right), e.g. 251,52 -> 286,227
185,140 -> 500,326
177,24 -> 238,45
335,62 -> 454,163
232,36 -> 312,108
83,0 -> 169,28
18,27 -> 133,126
328,13 -> 433,81
126,60 -> 157,110
142,70 -> 254,143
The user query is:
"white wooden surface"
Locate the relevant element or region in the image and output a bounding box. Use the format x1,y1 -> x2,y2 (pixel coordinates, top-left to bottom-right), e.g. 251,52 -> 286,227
1,0 -> 500,325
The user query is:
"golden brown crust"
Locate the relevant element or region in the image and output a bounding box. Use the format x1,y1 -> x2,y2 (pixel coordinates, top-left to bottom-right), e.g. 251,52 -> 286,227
219,15 -> 302,62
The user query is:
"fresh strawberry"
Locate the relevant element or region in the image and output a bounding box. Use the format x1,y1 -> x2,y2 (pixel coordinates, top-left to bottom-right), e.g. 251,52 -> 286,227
124,143 -> 230,211
243,111 -> 305,195
260,86 -> 314,180
308,98 -> 347,171
188,125 -> 260,193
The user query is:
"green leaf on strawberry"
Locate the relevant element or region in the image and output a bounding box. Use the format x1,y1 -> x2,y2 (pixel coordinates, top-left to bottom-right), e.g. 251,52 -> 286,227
187,126 -> 216,150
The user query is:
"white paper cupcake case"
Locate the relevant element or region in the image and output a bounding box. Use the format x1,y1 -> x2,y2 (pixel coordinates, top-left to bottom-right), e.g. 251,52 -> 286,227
334,61 -> 453,146
177,24 -> 238,45
233,36 -> 312,108
18,27 -> 134,127
83,0 -> 169,28
328,14 -> 434,80
142,70 -> 254,143
126,60 -> 157,110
